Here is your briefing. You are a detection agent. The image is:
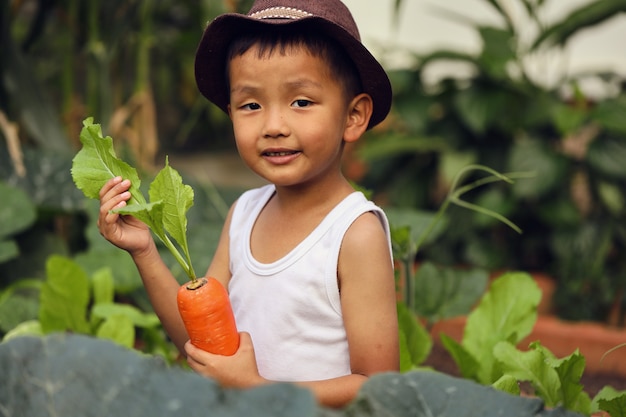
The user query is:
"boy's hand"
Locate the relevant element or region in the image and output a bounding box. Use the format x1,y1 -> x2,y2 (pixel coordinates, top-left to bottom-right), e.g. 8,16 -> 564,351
185,332 -> 266,389
98,176 -> 152,255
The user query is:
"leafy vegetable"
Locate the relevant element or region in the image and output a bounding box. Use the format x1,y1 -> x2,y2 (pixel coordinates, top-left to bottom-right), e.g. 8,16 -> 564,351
438,271 -> 626,415
442,272 -> 541,384
39,255 -> 91,334
0,181 -> 37,263
2,255 -> 162,351
71,117 -> 196,280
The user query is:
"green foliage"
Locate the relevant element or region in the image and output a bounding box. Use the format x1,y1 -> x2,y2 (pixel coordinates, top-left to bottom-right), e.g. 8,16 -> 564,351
72,118 -> 197,280
397,302 -> 432,372
39,255 -> 91,334
442,272 -> 541,384
593,386 -> 626,417
2,255 -> 173,358
369,0 -> 626,322
0,279 -> 41,334
72,118 -> 147,203
413,263 -> 488,324
0,182 -> 36,263
494,343 -> 588,412
435,272 -> 626,416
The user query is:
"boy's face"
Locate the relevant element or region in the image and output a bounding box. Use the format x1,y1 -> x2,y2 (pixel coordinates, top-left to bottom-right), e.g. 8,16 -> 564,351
227,44 -> 362,187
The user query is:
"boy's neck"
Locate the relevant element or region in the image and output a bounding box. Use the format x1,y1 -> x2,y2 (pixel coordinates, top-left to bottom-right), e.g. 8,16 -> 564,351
271,175 -> 355,213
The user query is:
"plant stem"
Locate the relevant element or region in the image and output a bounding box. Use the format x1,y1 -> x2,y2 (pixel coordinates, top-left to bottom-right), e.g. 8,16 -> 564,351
158,233 -> 196,281
415,165 -> 529,255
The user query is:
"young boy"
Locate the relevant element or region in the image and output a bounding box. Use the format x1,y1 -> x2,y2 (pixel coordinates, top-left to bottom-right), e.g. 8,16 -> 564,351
97,0 -> 398,408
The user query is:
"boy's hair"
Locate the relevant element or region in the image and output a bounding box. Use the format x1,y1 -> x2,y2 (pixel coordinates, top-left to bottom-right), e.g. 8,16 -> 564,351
226,25 -> 363,102
194,0 -> 392,130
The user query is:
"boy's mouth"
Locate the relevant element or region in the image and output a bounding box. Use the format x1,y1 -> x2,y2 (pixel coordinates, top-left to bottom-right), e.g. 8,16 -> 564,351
263,150 -> 299,157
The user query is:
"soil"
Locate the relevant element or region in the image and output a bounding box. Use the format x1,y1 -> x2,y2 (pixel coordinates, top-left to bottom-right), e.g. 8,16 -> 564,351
423,342 -> 626,397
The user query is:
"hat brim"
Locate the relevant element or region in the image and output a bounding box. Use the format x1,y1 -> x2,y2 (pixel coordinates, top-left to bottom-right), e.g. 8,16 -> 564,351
194,14 -> 391,130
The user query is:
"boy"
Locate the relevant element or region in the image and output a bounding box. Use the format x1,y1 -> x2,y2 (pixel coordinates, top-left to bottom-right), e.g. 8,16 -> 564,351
97,0 -> 398,408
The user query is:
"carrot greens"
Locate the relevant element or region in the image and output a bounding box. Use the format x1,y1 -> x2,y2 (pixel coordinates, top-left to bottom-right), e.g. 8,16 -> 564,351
71,117 -> 196,280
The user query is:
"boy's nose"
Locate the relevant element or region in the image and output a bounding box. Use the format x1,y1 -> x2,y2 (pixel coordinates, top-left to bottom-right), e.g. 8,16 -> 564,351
262,107 -> 290,138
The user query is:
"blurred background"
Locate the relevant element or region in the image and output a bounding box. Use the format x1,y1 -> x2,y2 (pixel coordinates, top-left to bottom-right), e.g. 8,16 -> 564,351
346,0 -> 626,96
1,0 -> 625,341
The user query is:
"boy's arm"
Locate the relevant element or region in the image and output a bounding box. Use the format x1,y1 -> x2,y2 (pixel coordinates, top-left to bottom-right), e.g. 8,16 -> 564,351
319,210 -> 399,406
130,242 -> 189,351
98,177 -> 234,354
98,177 -> 189,352
130,199 -> 235,354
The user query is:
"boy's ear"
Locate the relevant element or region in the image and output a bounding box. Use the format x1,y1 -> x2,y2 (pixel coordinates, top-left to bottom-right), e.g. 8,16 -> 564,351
344,93 -> 373,143
227,104 -> 232,119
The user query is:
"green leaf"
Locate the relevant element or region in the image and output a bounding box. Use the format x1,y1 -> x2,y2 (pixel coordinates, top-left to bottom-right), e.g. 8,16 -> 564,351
96,315 -> 135,348
440,333 -> 480,381
591,96 -> 626,135
386,208 -> 448,250
492,374 -> 520,396
71,118 -> 146,205
149,158 -> 195,275
0,278 -> 41,310
550,103 -> 587,135
354,368 -> 584,417
0,148 -> 84,211
74,248 -> 143,294
493,341 -> 562,407
413,263 -> 488,322
397,302 -> 432,371
598,396 -> 626,417
0,334 -> 317,417
2,320 -> 43,342
390,224 -> 413,262
39,255 -> 91,334
439,151 -> 477,188
598,182 -> 625,216
508,138 -> 565,197
593,386 -> 626,417
477,26 -> 516,79
526,342 -> 591,414
588,136 -> 626,180
0,240 -> 19,263
91,303 -> 160,328
532,0 -> 626,49
0,292 -> 39,333
0,182 -> 36,239
0,334 -> 590,417
463,272 -> 541,384
472,188 -> 516,228
113,200 -> 164,235
541,345 -> 590,414
357,132 -> 448,161
454,86 -> 518,135
92,267 -> 115,305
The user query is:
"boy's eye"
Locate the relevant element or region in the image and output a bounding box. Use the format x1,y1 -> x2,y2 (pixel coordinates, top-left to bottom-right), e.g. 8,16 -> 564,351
292,99 -> 312,108
242,102 -> 261,110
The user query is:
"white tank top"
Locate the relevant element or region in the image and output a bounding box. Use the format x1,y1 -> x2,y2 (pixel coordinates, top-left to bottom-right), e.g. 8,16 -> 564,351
228,184 -> 391,381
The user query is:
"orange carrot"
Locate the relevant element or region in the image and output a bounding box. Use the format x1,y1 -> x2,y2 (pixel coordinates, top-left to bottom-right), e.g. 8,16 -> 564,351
177,277 -> 240,356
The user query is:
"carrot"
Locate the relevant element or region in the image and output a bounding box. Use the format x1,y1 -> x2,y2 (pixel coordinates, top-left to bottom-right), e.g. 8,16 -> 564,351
177,277 -> 240,356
